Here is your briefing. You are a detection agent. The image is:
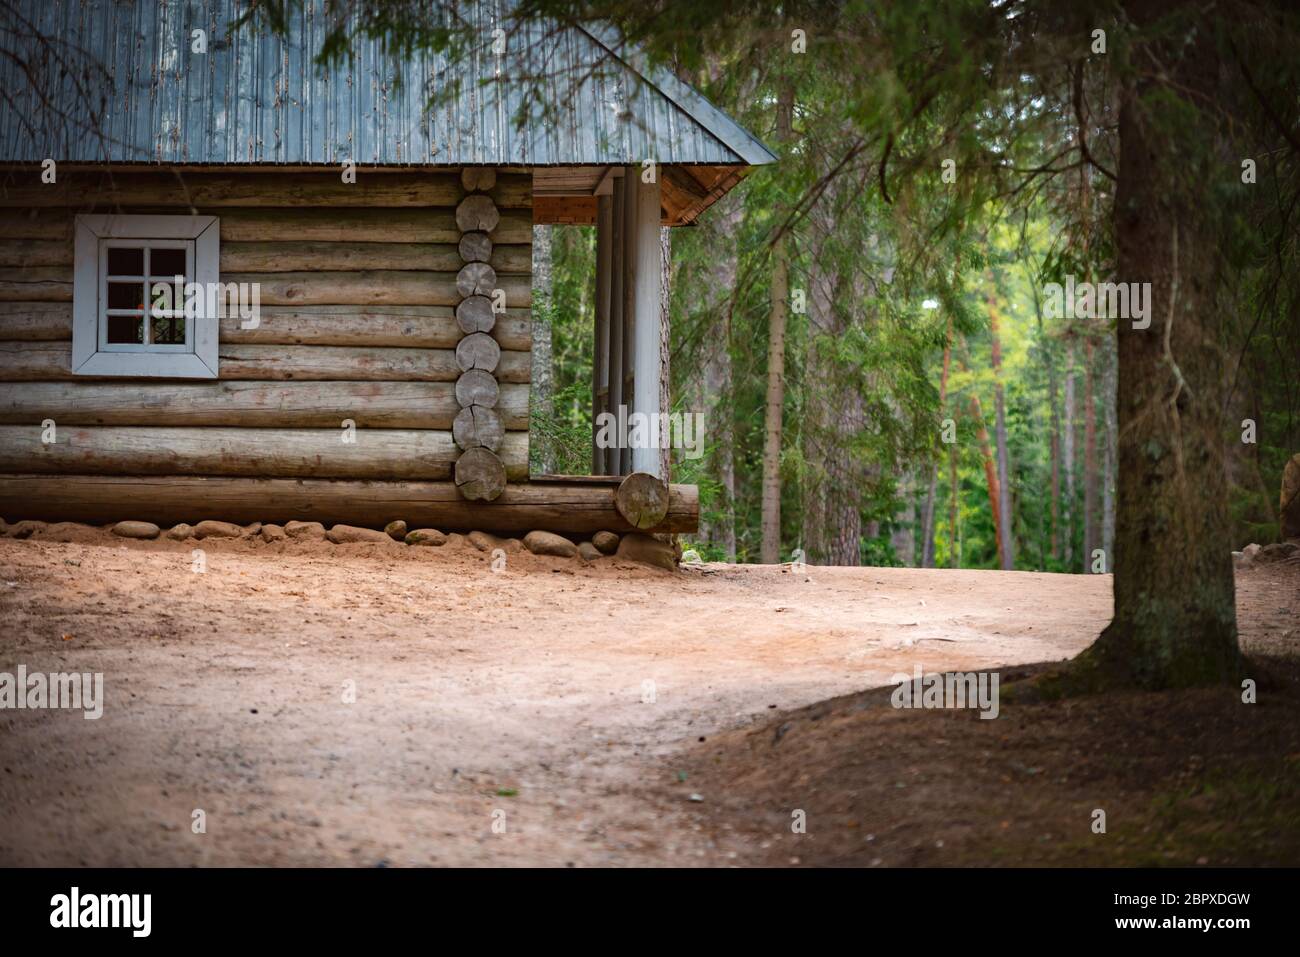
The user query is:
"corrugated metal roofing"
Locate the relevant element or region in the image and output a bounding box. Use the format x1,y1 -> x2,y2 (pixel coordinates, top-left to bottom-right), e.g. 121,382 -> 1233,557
0,0 -> 774,167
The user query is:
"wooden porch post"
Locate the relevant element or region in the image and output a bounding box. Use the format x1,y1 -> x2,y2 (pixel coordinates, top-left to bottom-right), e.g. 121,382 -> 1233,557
629,169 -> 664,478
592,193 -> 612,474
618,168 -> 638,476
607,174 -> 628,476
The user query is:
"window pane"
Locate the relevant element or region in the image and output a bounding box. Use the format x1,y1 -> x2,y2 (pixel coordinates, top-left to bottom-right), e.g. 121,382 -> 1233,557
107,281 -> 144,310
106,247 -> 143,276
106,314 -> 143,344
151,313 -> 186,345
150,247 -> 187,278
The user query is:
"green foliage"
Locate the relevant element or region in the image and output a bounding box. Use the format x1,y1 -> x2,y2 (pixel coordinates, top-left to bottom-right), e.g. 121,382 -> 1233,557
295,0 -> 1300,568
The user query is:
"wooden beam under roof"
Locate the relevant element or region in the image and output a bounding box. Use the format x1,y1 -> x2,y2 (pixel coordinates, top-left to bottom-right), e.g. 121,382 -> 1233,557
532,165 -> 750,225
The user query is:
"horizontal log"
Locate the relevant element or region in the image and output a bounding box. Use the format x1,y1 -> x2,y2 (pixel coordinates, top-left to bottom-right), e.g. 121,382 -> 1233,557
221,271 -> 531,307
0,341 -> 71,378
0,341 -> 532,382
217,208 -> 534,244
0,380 -> 530,430
0,474 -> 700,534
220,306 -> 532,350
0,268 -> 70,302
0,172 -> 532,208
0,265 -> 533,306
220,241 -> 531,274
0,426 -> 527,481
0,302 -> 533,350
0,210 -> 72,241
0,208 -> 536,244
0,240 -> 68,267
0,302 -> 71,339
217,344 -> 531,382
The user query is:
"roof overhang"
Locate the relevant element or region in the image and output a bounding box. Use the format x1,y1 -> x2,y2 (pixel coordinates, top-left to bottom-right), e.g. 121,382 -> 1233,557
532,164 -> 752,226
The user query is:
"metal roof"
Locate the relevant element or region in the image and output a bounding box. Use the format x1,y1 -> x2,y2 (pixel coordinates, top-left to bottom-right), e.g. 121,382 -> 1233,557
0,0 -> 775,167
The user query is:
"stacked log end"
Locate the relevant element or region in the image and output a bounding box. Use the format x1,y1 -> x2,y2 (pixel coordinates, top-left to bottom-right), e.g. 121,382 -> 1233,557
615,471 -> 670,530
453,168 -> 507,501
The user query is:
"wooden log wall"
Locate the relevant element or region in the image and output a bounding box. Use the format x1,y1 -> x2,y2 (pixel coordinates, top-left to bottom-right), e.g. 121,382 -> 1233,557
0,169 -> 532,490
451,168 -> 509,502
0,473 -> 700,535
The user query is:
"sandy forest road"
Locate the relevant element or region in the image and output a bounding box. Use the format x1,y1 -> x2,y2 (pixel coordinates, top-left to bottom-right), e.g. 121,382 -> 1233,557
4,533 -> 1118,866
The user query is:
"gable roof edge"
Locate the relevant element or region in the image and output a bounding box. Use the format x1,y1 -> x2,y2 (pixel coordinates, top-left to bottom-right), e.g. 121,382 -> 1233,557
575,23 -> 778,167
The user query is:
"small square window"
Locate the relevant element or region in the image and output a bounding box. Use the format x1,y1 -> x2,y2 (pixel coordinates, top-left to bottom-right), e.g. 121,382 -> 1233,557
106,314 -> 144,345
106,246 -> 144,275
150,247 -> 187,278
73,215 -> 220,378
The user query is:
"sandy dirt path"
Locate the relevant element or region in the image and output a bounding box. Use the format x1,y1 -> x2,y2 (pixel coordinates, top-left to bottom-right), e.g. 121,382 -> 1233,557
2,532 -> 1130,866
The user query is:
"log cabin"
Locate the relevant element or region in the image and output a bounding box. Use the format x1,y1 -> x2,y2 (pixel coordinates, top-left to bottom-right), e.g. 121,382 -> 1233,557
0,0 -> 774,537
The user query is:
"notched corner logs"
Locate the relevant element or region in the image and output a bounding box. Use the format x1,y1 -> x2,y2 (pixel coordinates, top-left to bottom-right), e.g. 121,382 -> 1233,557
615,471 -> 670,529
453,169 -> 507,501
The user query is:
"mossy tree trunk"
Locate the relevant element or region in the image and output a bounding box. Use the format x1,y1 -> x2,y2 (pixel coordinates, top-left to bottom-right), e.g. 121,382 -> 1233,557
1074,0 -> 1241,689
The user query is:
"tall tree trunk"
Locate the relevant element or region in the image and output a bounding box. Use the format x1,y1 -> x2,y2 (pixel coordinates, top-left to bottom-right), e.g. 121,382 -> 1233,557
700,199 -> 740,560
969,393 -> 1004,569
988,289 -> 1015,569
921,318 -> 954,567
948,430 -> 960,568
921,467 -> 940,567
759,79 -> 795,564
892,477 -> 915,566
1102,332 -> 1117,562
1083,334 -> 1099,566
531,224 -> 555,475
1031,279 -> 1062,563
1073,0 -> 1240,688
1062,340 -> 1076,571
1049,370 -> 1062,563
805,265 -> 862,566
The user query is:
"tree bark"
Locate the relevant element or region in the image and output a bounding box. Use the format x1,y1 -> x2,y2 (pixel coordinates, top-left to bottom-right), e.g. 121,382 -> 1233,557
700,196 -> 741,560
988,288 -> 1015,569
1062,340 -> 1076,571
1072,0 -> 1241,688
921,318 -> 954,567
892,478 -> 916,566
948,423 -> 960,568
759,79 -> 795,563
969,392 -> 1004,569
1083,334 -> 1099,566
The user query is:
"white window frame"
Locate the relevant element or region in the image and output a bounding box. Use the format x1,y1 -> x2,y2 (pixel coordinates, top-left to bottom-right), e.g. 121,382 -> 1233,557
73,214 -> 220,378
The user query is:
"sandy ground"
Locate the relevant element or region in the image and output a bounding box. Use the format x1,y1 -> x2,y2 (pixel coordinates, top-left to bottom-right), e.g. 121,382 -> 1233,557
0,531 -> 1290,866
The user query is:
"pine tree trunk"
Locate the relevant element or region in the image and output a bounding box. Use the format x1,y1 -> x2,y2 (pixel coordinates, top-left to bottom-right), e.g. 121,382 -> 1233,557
759,79 -> 795,564
988,291 -> 1015,569
921,319 -> 953,568
892,478 -> 916,566
970,393 -> 1004,569
948,436 -> 960,568
1102,333 -> 1117,561
700,199 -> 740,560
1073,0 -> 1240,688
1034,289 -> 1061,563
921,469 -> 940,567
1062,341 -> 1076,571
1083,335 -> 1099,567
